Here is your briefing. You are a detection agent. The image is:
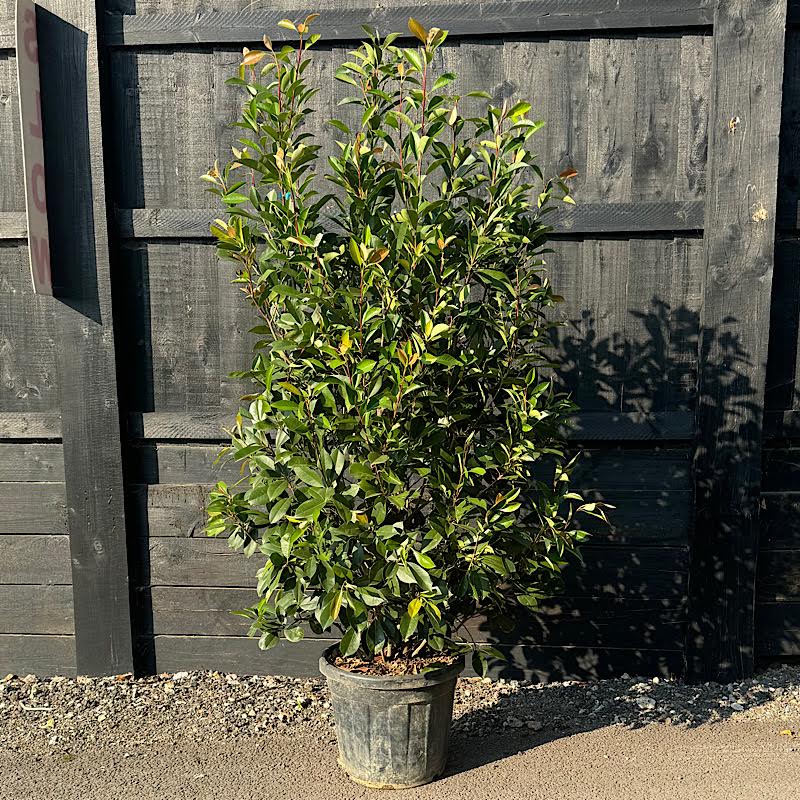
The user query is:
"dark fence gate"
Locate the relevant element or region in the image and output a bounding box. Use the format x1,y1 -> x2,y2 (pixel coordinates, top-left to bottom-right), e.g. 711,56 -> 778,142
0,0 -> 797,683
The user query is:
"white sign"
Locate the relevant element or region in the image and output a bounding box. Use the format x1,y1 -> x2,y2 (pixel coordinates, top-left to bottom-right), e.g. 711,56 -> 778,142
16,0 -> 52,295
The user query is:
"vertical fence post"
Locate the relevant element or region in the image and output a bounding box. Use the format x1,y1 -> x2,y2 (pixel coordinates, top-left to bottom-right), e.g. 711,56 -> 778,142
688,0 -> 788,682
39,0 -> 133,675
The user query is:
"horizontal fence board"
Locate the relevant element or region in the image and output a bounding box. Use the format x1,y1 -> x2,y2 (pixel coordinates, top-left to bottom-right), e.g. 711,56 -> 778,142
129,410 -> 694,443
762,448 -> 800,490
764,410 -> 800,438
142,537 -> 688,600
0,585 -> 74,635
0,444 -> 64,482
758,550 -> 800,602
761,494 -> 800,550
0,413 -> 62,439
106,2 -> 714,47
0,212 -> 26,240
0,535 -> 72,584
0,634 -> 76,677
127,444 -> 692,491
756,602 -> 800,656
129,483 -> 690,547
147,585 -> 685,649
150,634 -> 683,680
0,484 -> 68,534
116,202 -> 705,240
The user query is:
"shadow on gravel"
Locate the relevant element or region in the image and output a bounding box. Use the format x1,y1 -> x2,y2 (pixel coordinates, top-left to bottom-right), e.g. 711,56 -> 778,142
442,668 -> 787,777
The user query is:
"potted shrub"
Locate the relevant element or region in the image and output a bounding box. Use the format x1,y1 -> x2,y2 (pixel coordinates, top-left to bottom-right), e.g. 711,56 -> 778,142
205,15 -> 606,789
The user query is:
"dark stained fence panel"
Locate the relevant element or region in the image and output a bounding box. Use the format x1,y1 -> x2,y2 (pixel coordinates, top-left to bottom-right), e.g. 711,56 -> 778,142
0,635 -> 76,677
0,585 -> 74,635
0,535 -> 72,584
105,2 -> 715,47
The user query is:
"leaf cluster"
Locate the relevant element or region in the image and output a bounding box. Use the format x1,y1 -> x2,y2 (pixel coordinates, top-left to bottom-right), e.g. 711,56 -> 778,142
204,16 -> 607,673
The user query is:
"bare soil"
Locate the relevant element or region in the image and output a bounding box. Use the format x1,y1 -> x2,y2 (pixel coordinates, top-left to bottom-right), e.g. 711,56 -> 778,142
331,651 -> 461,676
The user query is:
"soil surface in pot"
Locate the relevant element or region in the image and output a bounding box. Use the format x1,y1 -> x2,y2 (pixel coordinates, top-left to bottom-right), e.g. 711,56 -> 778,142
330,652 -> 461,676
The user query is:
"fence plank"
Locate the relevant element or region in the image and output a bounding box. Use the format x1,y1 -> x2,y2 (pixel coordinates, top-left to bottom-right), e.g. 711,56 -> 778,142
0,586 -> 74,634
0,535 -> 72,583
0,484 -> 67,534
687,0 -> 789,681
115,202 -> 706,240
105,2 -> 715,47
0,412 -> 61,439
39,2 -> 133,676
0,634 -> 76,677
0,444 -> 64,481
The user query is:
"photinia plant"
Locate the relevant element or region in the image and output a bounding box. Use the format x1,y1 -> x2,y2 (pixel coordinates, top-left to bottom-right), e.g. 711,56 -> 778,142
204,15 -> 607,674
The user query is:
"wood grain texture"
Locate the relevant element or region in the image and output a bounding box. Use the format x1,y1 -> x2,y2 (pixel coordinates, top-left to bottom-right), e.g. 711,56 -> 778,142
0,444 -> 64,481
0,634 -> 75,677
38,0 -> 133,676
0,245 -> 60,413
0,412 -> 61,439
0,213 -> 26,240
105,2 -> 715,47
0,585 -> 74,634
688,0 -> 789,681
0,535 -> 72,583
0,53 -> 23,214
0,483 -> 67,534
108,35 -> 711,216
548,238 -> 704,413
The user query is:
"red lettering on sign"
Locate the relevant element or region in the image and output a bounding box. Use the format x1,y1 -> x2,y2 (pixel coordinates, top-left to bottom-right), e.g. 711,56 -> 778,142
23,9 -> 37,63
31,162 -> 46,213
29,236 -> 51,289
29,90 -> 42,138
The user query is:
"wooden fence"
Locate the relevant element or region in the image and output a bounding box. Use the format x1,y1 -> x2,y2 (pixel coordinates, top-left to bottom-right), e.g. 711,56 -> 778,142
0,0 -> 798,682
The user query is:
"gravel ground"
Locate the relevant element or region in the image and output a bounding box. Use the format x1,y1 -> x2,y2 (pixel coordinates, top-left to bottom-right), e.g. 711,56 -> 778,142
1,664 -> 799,798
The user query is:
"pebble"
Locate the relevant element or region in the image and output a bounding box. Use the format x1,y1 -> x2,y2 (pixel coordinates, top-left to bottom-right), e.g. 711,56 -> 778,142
0,666 -> 798,755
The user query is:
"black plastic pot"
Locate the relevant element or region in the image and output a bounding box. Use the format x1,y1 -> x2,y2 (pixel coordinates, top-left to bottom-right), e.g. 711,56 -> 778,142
319,646 -> 465,789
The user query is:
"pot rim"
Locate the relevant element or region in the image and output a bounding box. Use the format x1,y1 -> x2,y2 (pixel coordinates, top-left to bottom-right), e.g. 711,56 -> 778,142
319,644 -> 465,690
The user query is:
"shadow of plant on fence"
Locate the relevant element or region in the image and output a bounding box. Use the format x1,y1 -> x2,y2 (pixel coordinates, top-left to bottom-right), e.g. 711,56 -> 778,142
469,295 -> 764,684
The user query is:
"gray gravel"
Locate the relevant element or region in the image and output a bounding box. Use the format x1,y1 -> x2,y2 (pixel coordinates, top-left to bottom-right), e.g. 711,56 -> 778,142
1,664 -> 799,757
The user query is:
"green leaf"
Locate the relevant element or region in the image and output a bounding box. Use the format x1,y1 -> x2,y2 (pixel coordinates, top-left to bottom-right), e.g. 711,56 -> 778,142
295,496 -> 326,519
413,551 -> 435,570
396,565 -> 416,584
339,627 -> 361,657
409,563 -> 433,591
269,496 -> 292,524
259,633 -> 279,651
284,627 -> 305,642
292,465 -> 325,487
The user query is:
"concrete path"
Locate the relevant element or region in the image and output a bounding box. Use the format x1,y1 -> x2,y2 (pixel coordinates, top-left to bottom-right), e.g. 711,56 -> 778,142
2,719 -> 798,800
